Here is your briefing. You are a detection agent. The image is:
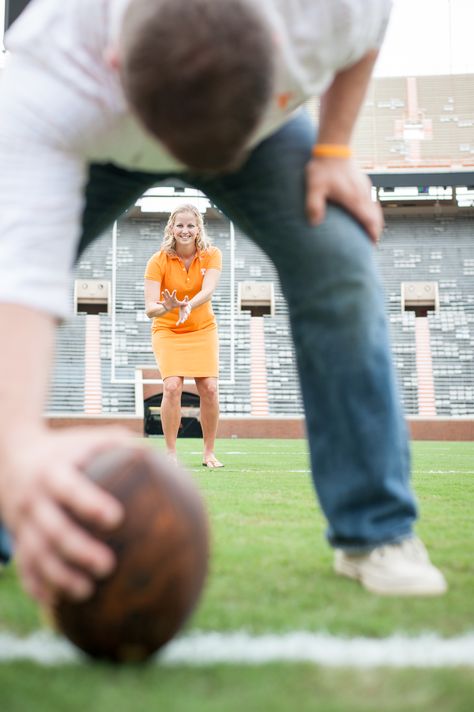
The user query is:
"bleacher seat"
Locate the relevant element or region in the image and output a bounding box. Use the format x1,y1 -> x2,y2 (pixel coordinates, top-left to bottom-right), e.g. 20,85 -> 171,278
48,211 -> 474,418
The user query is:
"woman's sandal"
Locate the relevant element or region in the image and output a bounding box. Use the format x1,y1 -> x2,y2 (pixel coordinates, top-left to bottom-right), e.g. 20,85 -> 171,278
202,455 -> 224,469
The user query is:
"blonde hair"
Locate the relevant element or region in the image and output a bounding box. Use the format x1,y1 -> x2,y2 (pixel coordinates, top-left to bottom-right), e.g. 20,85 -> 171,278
161,204 -> 211,254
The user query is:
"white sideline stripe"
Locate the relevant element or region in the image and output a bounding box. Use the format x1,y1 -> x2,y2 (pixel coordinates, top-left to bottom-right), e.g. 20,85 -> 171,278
0,631 -> 473,667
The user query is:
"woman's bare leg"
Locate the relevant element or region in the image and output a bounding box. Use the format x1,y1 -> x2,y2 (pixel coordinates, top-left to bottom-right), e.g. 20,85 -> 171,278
195,377 -> 223,467
161,376 -> 183,460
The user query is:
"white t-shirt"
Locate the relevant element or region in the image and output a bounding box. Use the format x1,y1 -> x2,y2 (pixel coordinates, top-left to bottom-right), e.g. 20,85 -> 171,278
0,0 -> 391,318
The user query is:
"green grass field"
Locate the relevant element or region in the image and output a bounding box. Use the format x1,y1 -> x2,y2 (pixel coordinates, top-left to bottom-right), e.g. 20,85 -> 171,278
0,439 -> 473,711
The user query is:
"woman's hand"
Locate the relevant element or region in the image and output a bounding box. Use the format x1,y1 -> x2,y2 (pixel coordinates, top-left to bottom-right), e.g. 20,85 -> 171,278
161,289 -> 190,312
161,289 -> 192,323
161,289 -> 181,312
176,298 -> 192,325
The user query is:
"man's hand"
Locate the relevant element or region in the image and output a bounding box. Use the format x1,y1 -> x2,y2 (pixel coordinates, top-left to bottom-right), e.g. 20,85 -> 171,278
305,157 -> 383,244
0,427 -> 136,605
307,48 -> 384,244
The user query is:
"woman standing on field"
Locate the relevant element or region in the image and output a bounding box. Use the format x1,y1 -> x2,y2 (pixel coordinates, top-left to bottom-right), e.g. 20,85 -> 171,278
144,204 -> 224,468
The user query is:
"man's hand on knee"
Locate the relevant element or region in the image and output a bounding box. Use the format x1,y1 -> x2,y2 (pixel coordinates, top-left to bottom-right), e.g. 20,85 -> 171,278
305,158 -> 383,244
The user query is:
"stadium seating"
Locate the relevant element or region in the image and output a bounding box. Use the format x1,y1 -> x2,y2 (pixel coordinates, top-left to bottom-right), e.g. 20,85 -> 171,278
354,75 -> 474,170
379,215 -> 474,415
47,210 -> 474,419
47,311 -> 87,413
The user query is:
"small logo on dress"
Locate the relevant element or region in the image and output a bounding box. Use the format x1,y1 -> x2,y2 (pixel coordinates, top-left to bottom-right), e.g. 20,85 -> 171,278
201,268 -> 207,276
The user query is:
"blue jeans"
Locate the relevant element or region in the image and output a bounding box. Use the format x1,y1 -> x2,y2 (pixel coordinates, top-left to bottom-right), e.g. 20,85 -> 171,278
191,112 -> 417,550
0,111 -> 417,557
0,525 -> 12,563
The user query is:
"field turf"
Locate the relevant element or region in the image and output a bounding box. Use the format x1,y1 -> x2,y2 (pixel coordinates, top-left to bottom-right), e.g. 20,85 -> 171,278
0,439 -> 473,711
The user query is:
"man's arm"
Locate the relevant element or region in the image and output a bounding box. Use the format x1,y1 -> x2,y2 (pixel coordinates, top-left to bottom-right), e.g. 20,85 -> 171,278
306,50 -> 383,243
0,84 -> 130,604
0,305 -> 128,604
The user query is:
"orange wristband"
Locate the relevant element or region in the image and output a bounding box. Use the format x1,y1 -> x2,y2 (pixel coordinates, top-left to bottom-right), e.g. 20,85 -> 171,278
312,144 -> 352,159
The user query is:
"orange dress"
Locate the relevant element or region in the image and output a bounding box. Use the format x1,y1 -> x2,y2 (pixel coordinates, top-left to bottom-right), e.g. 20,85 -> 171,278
144,247 -> 222,379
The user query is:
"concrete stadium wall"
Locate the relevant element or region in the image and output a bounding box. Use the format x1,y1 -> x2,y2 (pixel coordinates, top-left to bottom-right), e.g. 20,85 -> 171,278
46,414 -> 144,436
408,417 -> 474,441
45,414 -> 474,441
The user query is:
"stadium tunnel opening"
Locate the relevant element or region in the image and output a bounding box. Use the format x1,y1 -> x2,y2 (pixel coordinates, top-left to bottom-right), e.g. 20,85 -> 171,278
144,392 -> 203,438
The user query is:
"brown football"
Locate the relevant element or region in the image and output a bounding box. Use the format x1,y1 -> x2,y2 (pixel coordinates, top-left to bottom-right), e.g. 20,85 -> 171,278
53,446 -> 209,663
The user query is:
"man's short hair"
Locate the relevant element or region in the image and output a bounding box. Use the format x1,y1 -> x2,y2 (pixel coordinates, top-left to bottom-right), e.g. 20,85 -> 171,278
119,0 -> 275,172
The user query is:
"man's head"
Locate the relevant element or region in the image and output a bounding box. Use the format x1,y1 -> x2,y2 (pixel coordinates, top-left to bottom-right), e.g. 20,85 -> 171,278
117,0 -> 275,173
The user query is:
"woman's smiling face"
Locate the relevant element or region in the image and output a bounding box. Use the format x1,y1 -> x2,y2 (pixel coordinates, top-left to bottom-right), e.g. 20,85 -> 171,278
172,211 -> 199,250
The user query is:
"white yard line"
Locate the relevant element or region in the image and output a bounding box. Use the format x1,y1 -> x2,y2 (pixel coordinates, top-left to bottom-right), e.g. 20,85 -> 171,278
192,468 -> 311,474
190,451 -> 308,456
0,631 -> 473,667
415,470 -> 473,475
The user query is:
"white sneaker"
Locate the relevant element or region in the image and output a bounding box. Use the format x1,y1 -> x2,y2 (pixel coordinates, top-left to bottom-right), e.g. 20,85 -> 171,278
334,537 -> 447,596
